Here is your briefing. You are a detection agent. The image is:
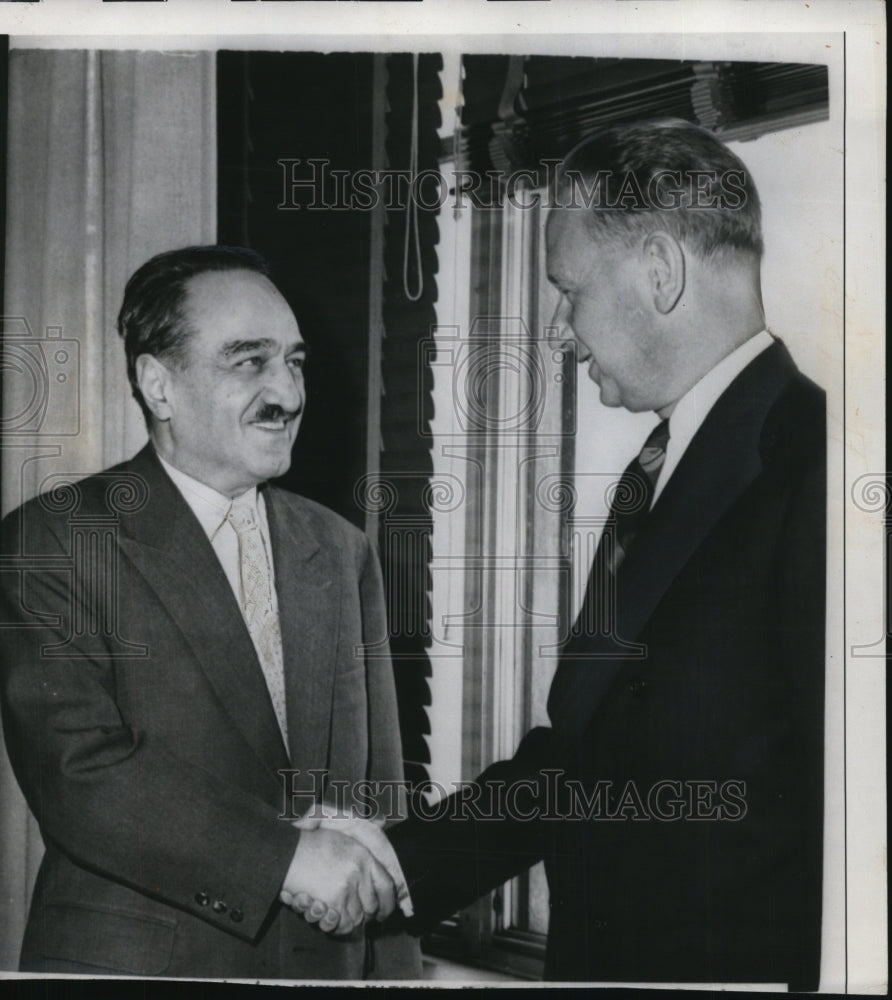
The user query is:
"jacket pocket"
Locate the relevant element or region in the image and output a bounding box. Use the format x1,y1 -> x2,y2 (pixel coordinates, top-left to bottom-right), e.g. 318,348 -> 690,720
28,900 -> 177,976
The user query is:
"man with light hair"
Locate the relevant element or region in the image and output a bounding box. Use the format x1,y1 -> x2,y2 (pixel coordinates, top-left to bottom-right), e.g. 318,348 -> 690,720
302,119 -> 826,990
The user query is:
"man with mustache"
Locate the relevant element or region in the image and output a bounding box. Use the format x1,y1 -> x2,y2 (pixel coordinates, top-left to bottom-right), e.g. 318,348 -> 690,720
0,246 -> 418,979
301,121 -> 827,989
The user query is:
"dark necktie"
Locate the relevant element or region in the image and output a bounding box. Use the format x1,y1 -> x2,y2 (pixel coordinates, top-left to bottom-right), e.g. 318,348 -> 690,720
604,417 -> 671,575
570,417 -> 670,636
547,419 -> 671,725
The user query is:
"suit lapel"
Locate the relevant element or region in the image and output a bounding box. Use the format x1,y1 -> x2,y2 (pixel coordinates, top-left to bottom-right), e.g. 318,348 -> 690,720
549,340 -> 799,739
264,488 -> 339,795
116,447 -> 290,776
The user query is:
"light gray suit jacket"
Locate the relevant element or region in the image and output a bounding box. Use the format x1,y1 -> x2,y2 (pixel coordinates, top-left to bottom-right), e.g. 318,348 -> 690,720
0,445 -> 421,979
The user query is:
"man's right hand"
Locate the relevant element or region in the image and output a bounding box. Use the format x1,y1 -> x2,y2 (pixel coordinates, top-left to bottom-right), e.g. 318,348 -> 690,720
280,827 -> 396,935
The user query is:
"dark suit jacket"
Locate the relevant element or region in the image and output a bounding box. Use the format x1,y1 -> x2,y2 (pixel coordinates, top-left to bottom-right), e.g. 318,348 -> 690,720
0,445 -> 421,980
390,340 -> 825,989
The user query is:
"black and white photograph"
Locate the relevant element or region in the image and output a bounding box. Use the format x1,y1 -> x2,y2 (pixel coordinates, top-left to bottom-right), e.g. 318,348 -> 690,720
0,0 -> 885,991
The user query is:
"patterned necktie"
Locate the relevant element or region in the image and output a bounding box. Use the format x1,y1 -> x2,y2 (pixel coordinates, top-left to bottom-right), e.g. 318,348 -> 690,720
227,494 -> 289,748
606,417 -> 671,575
548,418 -> 671,728
566,417 -> 671,640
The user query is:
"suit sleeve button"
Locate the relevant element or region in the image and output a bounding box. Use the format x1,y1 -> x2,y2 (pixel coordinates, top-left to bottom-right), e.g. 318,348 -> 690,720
195,892 -> 209,906
230,908 -> 244,923
628,677 -> 646,695
212,900 -> 228,914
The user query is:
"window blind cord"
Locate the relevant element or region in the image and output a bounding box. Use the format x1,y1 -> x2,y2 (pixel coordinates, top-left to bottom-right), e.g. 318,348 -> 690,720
402,53 -> 423,303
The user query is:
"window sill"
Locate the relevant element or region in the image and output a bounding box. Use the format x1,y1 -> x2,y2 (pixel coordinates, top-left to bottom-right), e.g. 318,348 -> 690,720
421,954 -> 526,983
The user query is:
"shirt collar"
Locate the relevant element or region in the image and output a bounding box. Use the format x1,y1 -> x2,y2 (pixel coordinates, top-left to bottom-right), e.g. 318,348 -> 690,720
652,329 -> 775,506
156,452 -> 258,542
667,329 -> 775,453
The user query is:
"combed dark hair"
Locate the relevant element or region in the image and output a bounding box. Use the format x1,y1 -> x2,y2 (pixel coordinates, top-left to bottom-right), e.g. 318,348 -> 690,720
556,119 -> 763,259
117,245 -> 272,422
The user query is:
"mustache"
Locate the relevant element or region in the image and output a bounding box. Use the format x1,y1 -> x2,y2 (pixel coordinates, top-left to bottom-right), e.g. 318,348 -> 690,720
251,404 -> 301,423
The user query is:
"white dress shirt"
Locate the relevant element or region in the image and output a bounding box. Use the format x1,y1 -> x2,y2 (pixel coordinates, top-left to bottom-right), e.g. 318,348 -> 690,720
156,453 -> 278,613
652,329 -> 775,506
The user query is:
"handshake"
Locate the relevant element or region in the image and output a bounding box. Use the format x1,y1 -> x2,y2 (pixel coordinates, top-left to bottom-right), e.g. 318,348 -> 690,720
279,813 -> 412,936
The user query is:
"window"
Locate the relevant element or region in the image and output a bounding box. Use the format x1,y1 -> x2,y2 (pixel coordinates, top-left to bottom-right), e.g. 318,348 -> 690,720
423,173 -> 573,977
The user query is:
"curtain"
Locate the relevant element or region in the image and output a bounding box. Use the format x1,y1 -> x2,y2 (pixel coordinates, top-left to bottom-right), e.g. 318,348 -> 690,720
375,54 -> 444,792
0,48 -> 216,969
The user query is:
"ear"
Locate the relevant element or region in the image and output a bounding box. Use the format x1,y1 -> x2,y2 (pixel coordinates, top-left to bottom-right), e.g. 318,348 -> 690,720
643,231 -> 685,314
135,354 -> 174,422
